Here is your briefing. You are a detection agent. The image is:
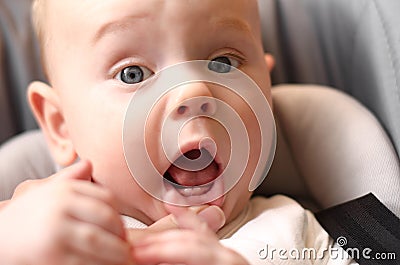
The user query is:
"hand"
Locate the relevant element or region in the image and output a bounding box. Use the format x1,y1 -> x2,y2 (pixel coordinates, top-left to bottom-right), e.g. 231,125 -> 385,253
131,208 -> 249,265
126,204 -> 226,243
0,166 -> 55,210
0,160 -> 134,265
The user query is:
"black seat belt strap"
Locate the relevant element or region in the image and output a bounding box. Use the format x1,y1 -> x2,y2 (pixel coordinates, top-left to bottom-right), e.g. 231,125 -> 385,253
315,193 -> 400,265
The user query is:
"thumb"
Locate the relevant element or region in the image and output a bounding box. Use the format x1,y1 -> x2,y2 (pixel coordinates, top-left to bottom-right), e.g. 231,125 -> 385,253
146,204 -> 225,233
53,159 -> 93,181
127,213 -> 179,243
196,205 -> 226,232
170,206 -> 225,234
12,160 -> 92,199
165,203 -> 226,232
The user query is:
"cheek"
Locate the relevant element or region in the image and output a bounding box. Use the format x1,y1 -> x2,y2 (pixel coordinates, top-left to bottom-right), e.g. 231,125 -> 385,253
60,87 -> 132,180
213,88 -> 262,170
212,88 -> 263,205
61,88 -> 158,211
143,100 -> 167,172
243,63 -> 273,106
223,184 -> 252,223
239,109 -> 262,188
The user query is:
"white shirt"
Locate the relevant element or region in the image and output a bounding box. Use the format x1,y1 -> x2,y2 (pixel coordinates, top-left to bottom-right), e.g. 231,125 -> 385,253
123,195 -> 358,265
219,195 -> 357,265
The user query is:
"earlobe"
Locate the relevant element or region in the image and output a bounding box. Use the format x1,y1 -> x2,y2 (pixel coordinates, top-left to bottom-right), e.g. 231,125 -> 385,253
264,53 -> 275,73
27,81 -> 77,166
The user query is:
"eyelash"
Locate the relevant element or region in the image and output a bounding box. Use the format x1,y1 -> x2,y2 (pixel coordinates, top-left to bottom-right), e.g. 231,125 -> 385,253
110,59 -> 150,77
215,51 -> 246,65
112,50 -> 246,84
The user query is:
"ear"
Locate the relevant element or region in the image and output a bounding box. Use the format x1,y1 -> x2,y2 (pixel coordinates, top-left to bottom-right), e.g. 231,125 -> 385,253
27,81 -> 77,166
264,53 -> 275,72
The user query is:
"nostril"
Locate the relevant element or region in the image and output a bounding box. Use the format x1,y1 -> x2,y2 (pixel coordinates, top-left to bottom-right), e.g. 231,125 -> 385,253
177,106 -> 187,115
201,103 -> 209,113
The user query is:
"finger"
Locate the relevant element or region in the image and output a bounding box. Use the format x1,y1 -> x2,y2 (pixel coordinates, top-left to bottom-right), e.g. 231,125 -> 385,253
66,192 -> 125,239
128,211 -> 200,246
166,205 -> 225,232
12,180 -> 39,198
63,253 -> 121,265
65,220 -> 134,265
164,203 -> 225,232
133,230 -> 217,265
146,202 -> 202,232
133,230 -> 244,265
126,228 -> 149,244
127,213 -> 180,245
196,206 -> 225,232
147,213 -> 178,232
127,212 -> 180,245
12,161 -> 92,199
65,251 -> 134,265
173,210 -> 211,233
53,159 -> 93,181
13,160 -> 89,192
71,181 -> 119,210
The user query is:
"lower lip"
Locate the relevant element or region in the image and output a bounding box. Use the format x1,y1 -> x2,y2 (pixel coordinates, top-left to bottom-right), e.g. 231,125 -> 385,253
162,176 -> 225,206
207,195 -> 225,208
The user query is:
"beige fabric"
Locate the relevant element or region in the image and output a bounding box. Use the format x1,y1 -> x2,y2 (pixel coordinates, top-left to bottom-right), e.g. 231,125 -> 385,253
0,131 -> 55,200
264,84 -> 400,216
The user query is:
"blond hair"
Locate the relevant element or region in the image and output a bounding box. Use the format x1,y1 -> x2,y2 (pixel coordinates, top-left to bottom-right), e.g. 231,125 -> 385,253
32,0 -> 49,78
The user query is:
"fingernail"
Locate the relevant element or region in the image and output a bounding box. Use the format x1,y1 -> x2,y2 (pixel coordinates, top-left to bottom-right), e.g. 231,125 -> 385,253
197,205 -> 226,231
170,214 -> 178,226
188,205 -> 208,213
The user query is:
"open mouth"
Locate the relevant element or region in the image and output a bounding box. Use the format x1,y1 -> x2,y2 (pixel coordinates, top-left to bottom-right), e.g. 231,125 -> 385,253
163,148 -> 221,197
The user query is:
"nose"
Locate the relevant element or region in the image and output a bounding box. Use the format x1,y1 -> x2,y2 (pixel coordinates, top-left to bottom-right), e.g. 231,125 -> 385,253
169,82 -> 217,118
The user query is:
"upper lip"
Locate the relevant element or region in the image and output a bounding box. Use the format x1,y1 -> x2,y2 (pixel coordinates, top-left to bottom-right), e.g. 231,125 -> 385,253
161,138 -> 224,178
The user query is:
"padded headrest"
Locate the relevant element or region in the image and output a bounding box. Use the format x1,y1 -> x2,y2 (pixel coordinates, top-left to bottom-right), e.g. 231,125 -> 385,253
256,85 -> 400,216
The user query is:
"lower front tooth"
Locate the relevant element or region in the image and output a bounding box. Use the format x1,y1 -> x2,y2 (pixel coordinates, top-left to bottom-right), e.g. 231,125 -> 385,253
178,187 -> 205,197
192,187 -> 205,195
179,188 -> 193,197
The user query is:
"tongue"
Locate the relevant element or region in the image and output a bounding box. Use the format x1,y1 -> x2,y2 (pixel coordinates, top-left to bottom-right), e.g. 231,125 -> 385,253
167,160 -> 219,186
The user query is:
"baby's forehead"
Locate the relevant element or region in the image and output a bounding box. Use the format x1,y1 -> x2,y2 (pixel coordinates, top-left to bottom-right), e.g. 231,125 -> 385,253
40,0 -> 262,81
47,0 -> 260,29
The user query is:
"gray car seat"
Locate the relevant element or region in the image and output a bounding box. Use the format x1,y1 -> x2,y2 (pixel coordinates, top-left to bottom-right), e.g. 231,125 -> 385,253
0,0 -> 44,143
258,0 -> 400,157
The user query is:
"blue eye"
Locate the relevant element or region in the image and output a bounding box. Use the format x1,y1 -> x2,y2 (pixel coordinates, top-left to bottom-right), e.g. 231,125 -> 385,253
117,65 -> 153,84
208,56 -> 239,73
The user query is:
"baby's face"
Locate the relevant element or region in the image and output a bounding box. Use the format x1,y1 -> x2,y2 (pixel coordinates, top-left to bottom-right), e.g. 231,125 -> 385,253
44,0 -> 272,224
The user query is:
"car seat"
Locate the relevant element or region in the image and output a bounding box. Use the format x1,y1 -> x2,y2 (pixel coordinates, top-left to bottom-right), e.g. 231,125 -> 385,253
256,0 -> 400,212
0,1 -> 399,262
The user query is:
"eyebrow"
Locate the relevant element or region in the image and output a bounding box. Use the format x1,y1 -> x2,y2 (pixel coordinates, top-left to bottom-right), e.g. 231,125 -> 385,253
92,14 -> 149,45
92,15 -> 253,45
212,17 -> 253,36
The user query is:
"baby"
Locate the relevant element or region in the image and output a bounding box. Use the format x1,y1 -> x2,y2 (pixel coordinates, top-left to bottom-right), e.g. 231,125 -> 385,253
0,0 -> 356,264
